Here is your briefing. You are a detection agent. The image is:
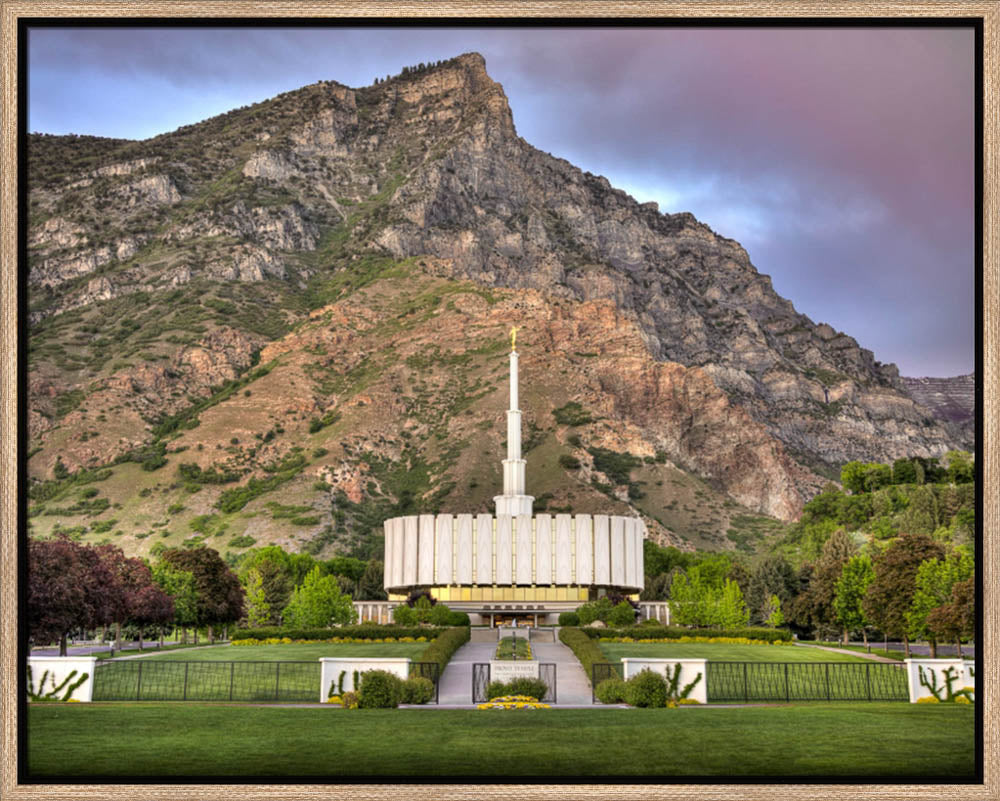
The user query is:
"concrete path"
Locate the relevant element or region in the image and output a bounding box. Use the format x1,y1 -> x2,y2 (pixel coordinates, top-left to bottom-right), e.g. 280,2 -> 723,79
529,638 -> 593,705
791,642 -> 901,664
437,641 -> 497,705
438,631 -> 594,706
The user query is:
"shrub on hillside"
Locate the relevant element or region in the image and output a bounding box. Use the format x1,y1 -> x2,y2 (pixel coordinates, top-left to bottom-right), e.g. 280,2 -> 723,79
625,669 -> 668,708
595,677 -> 628,704
558,611 -> 580,627
358,670 -> 404,708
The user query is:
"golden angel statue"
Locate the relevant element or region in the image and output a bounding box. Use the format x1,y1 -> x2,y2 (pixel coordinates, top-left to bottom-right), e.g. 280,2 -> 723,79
510,325 -> 521,351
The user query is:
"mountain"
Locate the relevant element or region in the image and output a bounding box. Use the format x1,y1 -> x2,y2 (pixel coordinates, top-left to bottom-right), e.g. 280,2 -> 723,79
25,53 -> 965,560
902,374 -> 975,449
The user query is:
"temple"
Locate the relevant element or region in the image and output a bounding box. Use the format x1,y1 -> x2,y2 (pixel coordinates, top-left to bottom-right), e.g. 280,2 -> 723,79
381,327 -> 647,626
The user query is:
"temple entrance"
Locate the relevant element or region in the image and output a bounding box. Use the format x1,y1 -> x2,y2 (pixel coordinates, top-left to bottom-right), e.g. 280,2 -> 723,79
490,613 -> 538,628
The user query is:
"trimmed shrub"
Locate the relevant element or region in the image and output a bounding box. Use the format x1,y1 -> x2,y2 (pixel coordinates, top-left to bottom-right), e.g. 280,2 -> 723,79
625,669 -> 668,708
577,597 -> 614,625
578,625 -> 793,642
358,670 -> 404,708
428,604 -> 453,626
558,611 -> 580,627
607,601 -> 636,627
418,626 -> 470,673
446,610 -> 470,626
487,677 -> 548,701
559,627 -> 607,684
594,677 -> 628,704
340,690 -> 358,709
401,676 -> 435,704
233,625 -> 445,641
393,605 -> 418,625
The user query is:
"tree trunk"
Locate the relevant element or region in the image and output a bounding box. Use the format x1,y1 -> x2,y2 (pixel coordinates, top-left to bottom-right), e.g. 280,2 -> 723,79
862,629 -> 869,650
843,627 -> 849,647
929,638 -> 937,659
194,628 -> 198,645
957,640 -> 962,658
224,624 -> 228,641
115,621 -> 122,651
903,635 -> 910,658
159,628 -> 164,649
59,633 -> 67,657
99,625 -> 106,644
208,624 -> 214,644
138,629 -> 143,652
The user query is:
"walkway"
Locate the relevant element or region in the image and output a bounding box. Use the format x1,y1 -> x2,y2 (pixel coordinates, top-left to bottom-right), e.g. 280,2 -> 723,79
792,642 -> 899,663
437,629 -> 592,706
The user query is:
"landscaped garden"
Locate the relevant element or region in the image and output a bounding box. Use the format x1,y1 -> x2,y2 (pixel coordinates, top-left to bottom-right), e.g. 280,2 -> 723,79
27,703 -> 975,778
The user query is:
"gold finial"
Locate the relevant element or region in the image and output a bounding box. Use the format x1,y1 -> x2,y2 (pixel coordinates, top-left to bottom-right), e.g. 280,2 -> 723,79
510,325 -> 521,351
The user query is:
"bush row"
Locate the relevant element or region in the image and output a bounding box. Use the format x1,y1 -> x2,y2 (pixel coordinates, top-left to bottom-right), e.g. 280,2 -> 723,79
355,670 -> 435,708
558,627 -> 608,685
417,626 -> 470,673
577,625 -> 792,642
234,636 -> 431,646
232,626 -> 447,641
595,668 -> 702,708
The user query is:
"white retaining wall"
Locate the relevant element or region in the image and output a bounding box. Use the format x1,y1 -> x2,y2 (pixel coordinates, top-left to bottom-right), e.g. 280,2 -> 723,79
621,658 -> 708,704
319,657 -> 410,701
904,658 -> 972,702
27,656 -> 98,702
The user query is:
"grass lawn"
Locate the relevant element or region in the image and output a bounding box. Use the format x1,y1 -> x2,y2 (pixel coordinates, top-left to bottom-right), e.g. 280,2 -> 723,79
134,642 -> 430,661
802,641 -> 907,661
27,703 -> 975,779
598,642 -> 873,663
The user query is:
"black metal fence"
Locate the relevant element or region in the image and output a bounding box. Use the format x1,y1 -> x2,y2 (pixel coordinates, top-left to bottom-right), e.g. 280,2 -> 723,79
408,661 -> 441,704
706,661 -> 908,702
589,661 -> 908,703
472,663 -> 557,703
92,660 -> 319,702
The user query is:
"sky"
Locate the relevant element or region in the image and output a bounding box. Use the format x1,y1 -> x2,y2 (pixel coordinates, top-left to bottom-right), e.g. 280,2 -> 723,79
26,25 -> 976,377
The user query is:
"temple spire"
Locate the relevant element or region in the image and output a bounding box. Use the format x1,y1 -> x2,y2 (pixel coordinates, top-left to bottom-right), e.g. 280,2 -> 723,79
494,327 -> 534,517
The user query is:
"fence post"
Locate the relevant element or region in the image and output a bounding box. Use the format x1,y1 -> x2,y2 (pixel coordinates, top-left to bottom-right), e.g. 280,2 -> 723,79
784,663 -> 789,702
136,661 -> 143,701
183,663 -> 189,701
866,663 -> 871,702
275,662 -> 280,701
825,663 -> 830,701
743,663 -> 749,703
229,662 -> 235,701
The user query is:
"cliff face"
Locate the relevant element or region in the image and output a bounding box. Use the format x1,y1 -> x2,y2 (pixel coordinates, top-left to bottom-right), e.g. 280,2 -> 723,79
902,374 -> 975,449
25,53 -> 967,558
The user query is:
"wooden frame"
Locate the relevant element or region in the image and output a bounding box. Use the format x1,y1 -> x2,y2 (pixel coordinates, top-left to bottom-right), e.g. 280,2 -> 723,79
1,3 -> 995,799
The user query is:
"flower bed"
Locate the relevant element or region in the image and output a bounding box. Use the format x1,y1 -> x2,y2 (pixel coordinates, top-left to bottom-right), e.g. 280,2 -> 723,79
233,635 -> 430,646
598,635 -> 793,646
477,694 -> 549,710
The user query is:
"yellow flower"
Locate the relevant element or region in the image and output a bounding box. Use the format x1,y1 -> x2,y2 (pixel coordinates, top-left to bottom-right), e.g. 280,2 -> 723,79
916,696 -> 941,704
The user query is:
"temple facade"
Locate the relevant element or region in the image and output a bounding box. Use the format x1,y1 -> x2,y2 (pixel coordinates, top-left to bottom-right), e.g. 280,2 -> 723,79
382,328 -> 646,626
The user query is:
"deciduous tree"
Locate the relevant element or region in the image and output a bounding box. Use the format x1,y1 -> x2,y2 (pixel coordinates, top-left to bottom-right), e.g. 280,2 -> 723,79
833,554 -> 874,646
282,565 -> 356,627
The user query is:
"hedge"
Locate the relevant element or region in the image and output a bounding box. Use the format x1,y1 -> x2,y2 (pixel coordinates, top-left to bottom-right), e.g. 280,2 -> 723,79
417,626 -> 470,673
232,626 -> 447,642
577,625 -> 792,643
558,627 -> 607,685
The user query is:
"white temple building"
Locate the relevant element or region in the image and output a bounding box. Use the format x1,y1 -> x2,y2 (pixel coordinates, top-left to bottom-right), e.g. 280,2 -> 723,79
381,328 -> 648,626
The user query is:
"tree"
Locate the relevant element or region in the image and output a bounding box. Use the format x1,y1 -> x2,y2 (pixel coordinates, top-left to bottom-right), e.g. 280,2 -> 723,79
160,546 -> 244,641
151,561 -> 199,641
94,544 -> 160,650
906,549 -> 973,657
282,566 -> 356,627
892,458 -> 917,485
863,533 -> 945,656
764,595 -> 784,628
357,559 -> 387,601
28,537 -> 117,655
796,529 -> 856,638
237,550 -> 293,627
715,578 -> 750,628
244,568 -> 272,627
926,577 -> 974,655
840,461 -> 868,495
833,554 -> 874,646
745,554 -> 797,625
945,450 -> 974,484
